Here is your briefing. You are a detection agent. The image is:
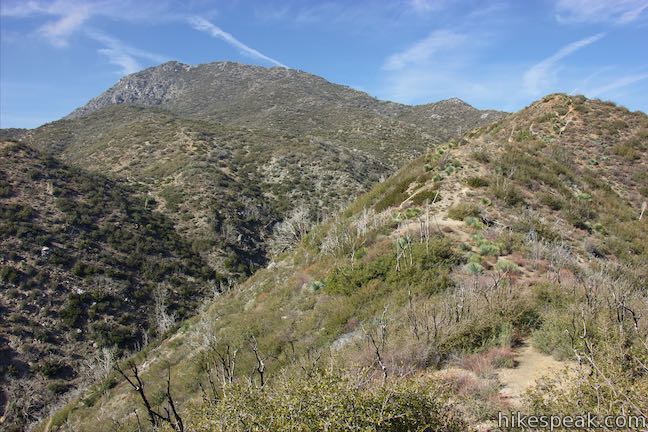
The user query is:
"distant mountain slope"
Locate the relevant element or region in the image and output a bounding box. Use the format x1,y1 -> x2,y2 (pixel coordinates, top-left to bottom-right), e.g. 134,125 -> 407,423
15,62 -> 502,278
19,106 -> 392,274
0,142 -> 215,429
396,97 -> 502,137
66,61 -> 504,144
43,95 -> 647,431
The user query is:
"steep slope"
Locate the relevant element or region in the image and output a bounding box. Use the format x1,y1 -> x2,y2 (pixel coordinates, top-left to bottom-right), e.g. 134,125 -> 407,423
0,128 -> 28,142
0,142 -> 216,430
18,106 -> 392,275
14,63 -> 502,278
43,95 -> 647,430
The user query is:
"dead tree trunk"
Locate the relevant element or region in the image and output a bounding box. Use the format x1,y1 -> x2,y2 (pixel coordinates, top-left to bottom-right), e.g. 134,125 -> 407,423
114,362 -> 184,431
249,336 -> 266,387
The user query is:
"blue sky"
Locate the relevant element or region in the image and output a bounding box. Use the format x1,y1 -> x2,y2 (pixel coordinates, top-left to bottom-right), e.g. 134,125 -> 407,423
1,0 -> 647,128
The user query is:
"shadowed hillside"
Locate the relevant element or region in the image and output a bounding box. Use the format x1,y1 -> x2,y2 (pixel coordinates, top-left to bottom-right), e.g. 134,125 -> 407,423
0,142 -> 217,429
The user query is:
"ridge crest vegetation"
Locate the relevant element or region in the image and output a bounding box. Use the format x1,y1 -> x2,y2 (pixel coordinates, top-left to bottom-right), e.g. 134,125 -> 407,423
28,94 -> 647,431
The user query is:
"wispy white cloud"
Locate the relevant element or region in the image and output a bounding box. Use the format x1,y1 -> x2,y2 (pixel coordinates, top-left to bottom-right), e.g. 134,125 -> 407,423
0,1 -> 49,17
408,0 -> 446,13
377,26 -> 521,109
188,16 -> 287,68
383,30 -> 467,70
87,30 -> 168,75
42,6 -> 93,47
587,72 -> 648,97
377,0 -> 511,101
278,2 -> 381,26
555,0 -> 648,24
569,66 -> 615,95
254,2 -> 428,33
378,60 -> 523,110
253,4 -> 291,21
1,0 -> 93,46
1,0 -> 172,72
523,33 -> 605,95
1,0 -> 173,47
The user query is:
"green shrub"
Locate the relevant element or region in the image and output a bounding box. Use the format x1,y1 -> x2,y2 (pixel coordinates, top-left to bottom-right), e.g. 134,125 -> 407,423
447,203 -> 481,221
410,189 -> 440,206
516,129 -> 533,141
491,181 -> 525,206
480,197 -> 492,206
467,252 -> 483,264
471,149 -> 491,163
538,192 -> 564,211
0,266 -> 21,284
464,262 -> 484,275
48,381 -> 69,395
403,207 -> 422,219
326,240 -> 458,297
307,280 -> 325,292
464,216 -> 484,230
4,364 -> 19,378
326,257 -> 390,296
181,370 -> 467,432
466,176 -> 489,188
564,200 -> 596,231
495,258 -> 519,273
0,180 -> 13,198
71,261 -> 97,278
39,359 -> 66,378
374,175 -> 417,212
511,215 -> 559,242
90,322 -> 137,348
593,223 -> 606,234
532,310 -> 575,360
479,242 -> 501,257
159,186 -> 184,212
59,296 -> 86,327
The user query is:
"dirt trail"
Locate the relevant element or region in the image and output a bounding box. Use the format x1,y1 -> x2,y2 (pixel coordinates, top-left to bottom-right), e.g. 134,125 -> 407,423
497,341 -> 572,407
395,183 -> 472,240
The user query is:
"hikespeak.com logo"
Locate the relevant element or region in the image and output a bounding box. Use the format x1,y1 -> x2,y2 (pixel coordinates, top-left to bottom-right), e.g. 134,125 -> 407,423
497,411 -> 648,430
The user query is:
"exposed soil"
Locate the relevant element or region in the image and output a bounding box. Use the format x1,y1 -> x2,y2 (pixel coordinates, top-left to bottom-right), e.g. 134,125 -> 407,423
497,341 -> 572,407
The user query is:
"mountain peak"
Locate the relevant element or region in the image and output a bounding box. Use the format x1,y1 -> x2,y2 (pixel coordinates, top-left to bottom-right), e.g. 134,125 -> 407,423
64,61 -> 503,141
439,97 -> 469,106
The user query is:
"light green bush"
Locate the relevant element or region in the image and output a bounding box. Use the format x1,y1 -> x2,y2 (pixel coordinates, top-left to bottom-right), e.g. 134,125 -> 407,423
447,203 -> 481,221
178,370 -> 467,432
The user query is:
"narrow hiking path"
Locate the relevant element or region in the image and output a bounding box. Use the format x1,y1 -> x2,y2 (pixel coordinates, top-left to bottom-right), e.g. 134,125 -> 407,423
497,340 -> 572,407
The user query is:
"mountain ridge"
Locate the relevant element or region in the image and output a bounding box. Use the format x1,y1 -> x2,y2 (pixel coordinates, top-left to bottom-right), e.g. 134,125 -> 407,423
36,94 -> 647,431
7,62 -> 503,280
1,61 -> 511,431
65,60 -> 505,141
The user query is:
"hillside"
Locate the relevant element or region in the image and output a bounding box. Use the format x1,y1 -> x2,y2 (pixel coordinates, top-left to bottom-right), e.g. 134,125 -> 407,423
0,142 -> 217,429
17,106 -> 391,275
12,62 -> 502,278
42,94 -> 647,431
66,61 -> 503,143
